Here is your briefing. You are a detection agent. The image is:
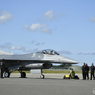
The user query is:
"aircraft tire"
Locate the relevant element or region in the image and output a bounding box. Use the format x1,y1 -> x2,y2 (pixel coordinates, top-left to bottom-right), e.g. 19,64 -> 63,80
4,72 -> 10,78
40,74 -> 45,79
21,72 -> 26,78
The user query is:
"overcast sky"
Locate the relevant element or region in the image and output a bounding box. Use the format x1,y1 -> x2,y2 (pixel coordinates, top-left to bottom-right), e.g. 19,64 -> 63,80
0,0 -> 95,66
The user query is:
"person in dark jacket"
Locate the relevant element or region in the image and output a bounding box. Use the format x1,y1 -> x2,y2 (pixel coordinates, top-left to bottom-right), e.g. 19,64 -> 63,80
85,63 -> 89,80
82,63 -> 86,80
90,63 -> 95,80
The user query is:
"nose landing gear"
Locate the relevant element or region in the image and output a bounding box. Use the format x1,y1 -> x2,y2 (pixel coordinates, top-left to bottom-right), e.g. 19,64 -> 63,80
40,74 -> 45,79
40,69 -> 45,79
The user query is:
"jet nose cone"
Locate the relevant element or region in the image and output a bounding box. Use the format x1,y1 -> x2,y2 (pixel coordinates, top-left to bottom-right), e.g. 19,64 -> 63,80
61,56 -> 79,64
67,59 -> 79,64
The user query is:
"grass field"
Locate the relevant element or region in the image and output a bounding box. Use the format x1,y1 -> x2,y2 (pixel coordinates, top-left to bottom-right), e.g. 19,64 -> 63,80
13,70 -> 82,73
43,70 -> 82,73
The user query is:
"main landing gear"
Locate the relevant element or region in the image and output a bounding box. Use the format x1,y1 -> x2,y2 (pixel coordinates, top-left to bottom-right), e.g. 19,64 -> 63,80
0,68 -> 45,79
20,72 -> 26,78
0,60 -> 11,78
4,70 -> 26,78
4,71 -> 10,78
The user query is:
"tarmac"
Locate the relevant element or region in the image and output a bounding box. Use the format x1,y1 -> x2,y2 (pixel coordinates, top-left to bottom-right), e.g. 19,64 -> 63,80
0,73 -> 95,95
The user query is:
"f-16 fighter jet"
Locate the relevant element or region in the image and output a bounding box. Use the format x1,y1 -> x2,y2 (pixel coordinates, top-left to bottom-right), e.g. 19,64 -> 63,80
0,49 -> 78,79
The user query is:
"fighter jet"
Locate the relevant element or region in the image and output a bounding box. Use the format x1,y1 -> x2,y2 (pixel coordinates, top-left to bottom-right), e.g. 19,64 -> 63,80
0,49 -> 78,79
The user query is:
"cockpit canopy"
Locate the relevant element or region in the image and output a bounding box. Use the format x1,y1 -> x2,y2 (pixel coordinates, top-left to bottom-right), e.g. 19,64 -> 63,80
37,49 -> 59,55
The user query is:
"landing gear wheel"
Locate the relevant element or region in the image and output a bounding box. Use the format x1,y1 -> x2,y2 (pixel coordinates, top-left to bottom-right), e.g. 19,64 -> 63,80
40,74 -> 45,79
4,72 -> 10,78
21,72 -> 26,78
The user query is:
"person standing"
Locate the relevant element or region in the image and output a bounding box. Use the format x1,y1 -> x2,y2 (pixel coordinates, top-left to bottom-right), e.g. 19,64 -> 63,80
82,63 -> 86,80
85,63 -> 89,80
90,63 -> 95,80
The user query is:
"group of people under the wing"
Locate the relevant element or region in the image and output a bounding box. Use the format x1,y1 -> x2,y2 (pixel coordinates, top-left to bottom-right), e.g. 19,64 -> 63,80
82,63 -> 95,80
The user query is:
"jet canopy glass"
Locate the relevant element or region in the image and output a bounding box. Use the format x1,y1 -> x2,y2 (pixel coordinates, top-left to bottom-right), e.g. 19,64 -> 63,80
37,49 -> 59,55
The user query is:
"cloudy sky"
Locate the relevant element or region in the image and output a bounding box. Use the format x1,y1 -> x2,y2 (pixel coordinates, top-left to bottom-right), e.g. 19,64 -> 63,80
0,0 -> 95,66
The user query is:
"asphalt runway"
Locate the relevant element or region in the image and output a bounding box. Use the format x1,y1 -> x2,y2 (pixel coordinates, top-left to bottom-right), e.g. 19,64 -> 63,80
0,73 -> 95,95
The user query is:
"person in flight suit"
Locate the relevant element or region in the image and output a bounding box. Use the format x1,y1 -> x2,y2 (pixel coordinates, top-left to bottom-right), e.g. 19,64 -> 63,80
82,63 -> 86,80
85,63 -> 89,80
90,63 -> 95,80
